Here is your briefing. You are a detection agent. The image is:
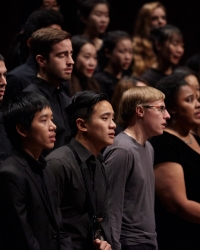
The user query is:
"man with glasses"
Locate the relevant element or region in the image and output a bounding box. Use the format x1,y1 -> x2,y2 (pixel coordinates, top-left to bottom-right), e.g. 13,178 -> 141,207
103,86 -> 170,250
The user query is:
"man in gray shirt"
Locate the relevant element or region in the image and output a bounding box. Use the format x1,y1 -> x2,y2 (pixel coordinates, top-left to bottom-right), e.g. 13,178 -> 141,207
103,86 -> 170,250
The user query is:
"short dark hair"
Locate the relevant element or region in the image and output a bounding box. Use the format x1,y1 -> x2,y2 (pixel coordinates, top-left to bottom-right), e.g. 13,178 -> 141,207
66,90 -> 108,137
151,25 -> 183,55
24,9 -> 65,40
79,0 -> 109,19
3,92 -> 50,148
0,54 -> 4,61
30,27 -> 71,60
156,74 -> 188,114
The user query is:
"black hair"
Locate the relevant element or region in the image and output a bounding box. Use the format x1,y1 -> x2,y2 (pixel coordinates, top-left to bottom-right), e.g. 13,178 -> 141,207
71,35 -> 95,62
98,30 -> 132,70
156,74 -> 188,113
173,66 -> 197,78
151,24 -> 183,55
66,90 -> 108,137
24,9 -> 65,40
79,0 -> 109,19
3,92 -> 50,148
0,54 -> 4,61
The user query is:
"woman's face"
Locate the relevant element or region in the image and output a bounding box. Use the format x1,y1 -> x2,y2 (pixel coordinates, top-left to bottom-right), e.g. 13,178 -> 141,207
174,85 -> 200,127
84,4 -> 110,35
184,74 -> 200,97
108,38 -> 133,72
151,7 -> 167,28
75,43 -> 97,78
159,34 -> 184,65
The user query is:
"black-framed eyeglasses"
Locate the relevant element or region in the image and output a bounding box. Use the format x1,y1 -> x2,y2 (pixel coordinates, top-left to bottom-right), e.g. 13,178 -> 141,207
143,105 -> 166,114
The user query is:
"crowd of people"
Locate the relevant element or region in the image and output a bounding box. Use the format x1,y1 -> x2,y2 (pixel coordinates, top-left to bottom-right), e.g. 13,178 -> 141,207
1,0 -> 200,250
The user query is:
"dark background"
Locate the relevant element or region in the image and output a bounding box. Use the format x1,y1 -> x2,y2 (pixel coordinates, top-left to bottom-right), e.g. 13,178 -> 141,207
0,0 -> 199,64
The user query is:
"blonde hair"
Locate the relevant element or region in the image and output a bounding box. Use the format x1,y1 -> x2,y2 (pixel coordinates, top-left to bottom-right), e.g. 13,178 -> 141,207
120,86 -> 165,123
132,2 -> 166,76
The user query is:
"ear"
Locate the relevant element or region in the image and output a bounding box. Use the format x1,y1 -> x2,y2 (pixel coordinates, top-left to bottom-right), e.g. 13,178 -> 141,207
36,55 -> 47,68
16,124 -> 28,138
26,37 -> 32,48
135,105 -> 145,118
80,15 -> 87,24
104,48 -> 111,59
76,118 -> 87,132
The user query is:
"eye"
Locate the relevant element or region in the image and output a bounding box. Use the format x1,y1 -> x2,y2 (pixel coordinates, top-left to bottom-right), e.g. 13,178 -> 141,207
102,117 -> 108,121
186,96 -> 194,102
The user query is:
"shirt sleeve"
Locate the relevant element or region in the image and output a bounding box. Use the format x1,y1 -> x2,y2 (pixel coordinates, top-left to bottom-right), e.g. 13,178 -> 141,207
104,147 -> 134,250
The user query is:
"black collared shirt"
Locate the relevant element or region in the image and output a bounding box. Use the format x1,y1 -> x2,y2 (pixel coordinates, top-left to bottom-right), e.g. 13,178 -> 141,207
23,78 -> 71,156
46,138 -> 111,250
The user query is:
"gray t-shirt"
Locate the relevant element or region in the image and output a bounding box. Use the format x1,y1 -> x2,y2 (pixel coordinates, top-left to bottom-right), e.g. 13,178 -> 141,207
103,132 -> 157,249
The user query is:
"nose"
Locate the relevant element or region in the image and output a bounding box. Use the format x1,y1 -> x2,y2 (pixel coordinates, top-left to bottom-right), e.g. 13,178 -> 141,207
110,119 -> 116,130
177,45 -> 184,55
50,120 -> 57,131
0,75 -> 6,85
164,109 -> 170,119
89,58 -> 96,67
67,55 -> 74,65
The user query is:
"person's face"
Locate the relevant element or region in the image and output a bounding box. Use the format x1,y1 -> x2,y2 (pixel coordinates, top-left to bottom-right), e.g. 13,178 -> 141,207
25,107 -> 56,153
135,81 -> 147,86
142,99 -> 170,137
151,7 -> 167,28
108,38 -> 133,72
43,39 -> 74,84
0,61 -> 7,101
184,74 -> 200,98
159,34 -> 184,65
85,100 -> 116,151
84,4 -> 110,35
42,0 -> 60,11
173,85 -> 200,127
75,43 -> 97,78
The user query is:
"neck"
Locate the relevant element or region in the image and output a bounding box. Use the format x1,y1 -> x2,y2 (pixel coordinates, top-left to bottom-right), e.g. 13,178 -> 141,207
37,69 -> 61,88
82,29 -> 98,40
124,123 -> 148,146
75,133 -> 100,157
155,58 -> 173,75
104,64 -> 122,79
22,146 -> 41,160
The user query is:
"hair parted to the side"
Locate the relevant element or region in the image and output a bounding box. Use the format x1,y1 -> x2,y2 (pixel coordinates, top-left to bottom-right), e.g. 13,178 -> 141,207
66,90 -> 108,137
3,92 -> 50,148
30,27 -> 71,60
0,54 -> 4,61
120,86 -> 165,123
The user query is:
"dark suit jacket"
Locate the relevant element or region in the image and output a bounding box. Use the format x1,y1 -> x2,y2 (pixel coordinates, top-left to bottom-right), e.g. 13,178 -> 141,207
0,149 -> 72,250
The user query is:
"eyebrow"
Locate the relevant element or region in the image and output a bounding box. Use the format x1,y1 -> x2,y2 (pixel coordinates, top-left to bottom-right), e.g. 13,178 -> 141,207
101,112 -> 115,116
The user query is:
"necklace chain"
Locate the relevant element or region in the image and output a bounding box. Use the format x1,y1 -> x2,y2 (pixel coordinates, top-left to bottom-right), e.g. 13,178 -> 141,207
183,133 -> 193,145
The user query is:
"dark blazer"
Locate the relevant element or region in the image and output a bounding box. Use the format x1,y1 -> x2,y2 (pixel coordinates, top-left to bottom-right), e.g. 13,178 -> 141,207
0,149 -> 72,250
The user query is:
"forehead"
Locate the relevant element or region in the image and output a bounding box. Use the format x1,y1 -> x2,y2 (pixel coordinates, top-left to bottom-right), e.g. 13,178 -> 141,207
91,3 -> 109,13
0,61 -> 7,73
152,6 -> 166,15
33,107 -> 52,120
115,38 -> 132,48
148,99 -> 165,106
80,43 -> 96,54
51,39 -> 72,53
168,33 -> 183,43
177,84 -> 195,97
92,100 -> 113,115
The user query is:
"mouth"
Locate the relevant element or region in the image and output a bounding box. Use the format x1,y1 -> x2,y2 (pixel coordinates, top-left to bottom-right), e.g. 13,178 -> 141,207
49,133 -> 56,142
0,90 -> 5,96
194,111 -> 200,118
64,68 -> 73,74
161,123 -> 167,128
87,69 -> 94,74
108,132 -> 115,138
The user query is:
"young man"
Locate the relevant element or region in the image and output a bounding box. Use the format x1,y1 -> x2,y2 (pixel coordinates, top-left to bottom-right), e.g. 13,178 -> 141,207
0,92 -> 72,250
46,91 -> 115,250
103,86 -> 170,250
23,27 -> 74,155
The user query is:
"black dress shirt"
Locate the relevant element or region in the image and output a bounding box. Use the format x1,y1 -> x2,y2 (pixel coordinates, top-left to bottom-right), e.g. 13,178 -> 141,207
46,138 -> 112,250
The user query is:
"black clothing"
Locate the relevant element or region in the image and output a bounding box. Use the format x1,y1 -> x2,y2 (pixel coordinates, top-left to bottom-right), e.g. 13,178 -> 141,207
122,244 -> 156,250
185,53 -> 200,75
0,112 -> 12,165
94,70 -> 120,100
5,56 -> 38,101
151,131 -> 200,250
23,78 -> 71,156
0,148 -> 72,250
141,68 -> 167,87
46,138 -> 112,250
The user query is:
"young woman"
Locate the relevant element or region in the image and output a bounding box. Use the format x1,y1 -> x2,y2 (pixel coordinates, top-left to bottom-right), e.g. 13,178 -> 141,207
78,0 -> 110,51
142,24 -> 184,87
132,2 -> 167,76
70,35 -> 100,96
94,30 -> 133,100
151,74 -> 200,249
